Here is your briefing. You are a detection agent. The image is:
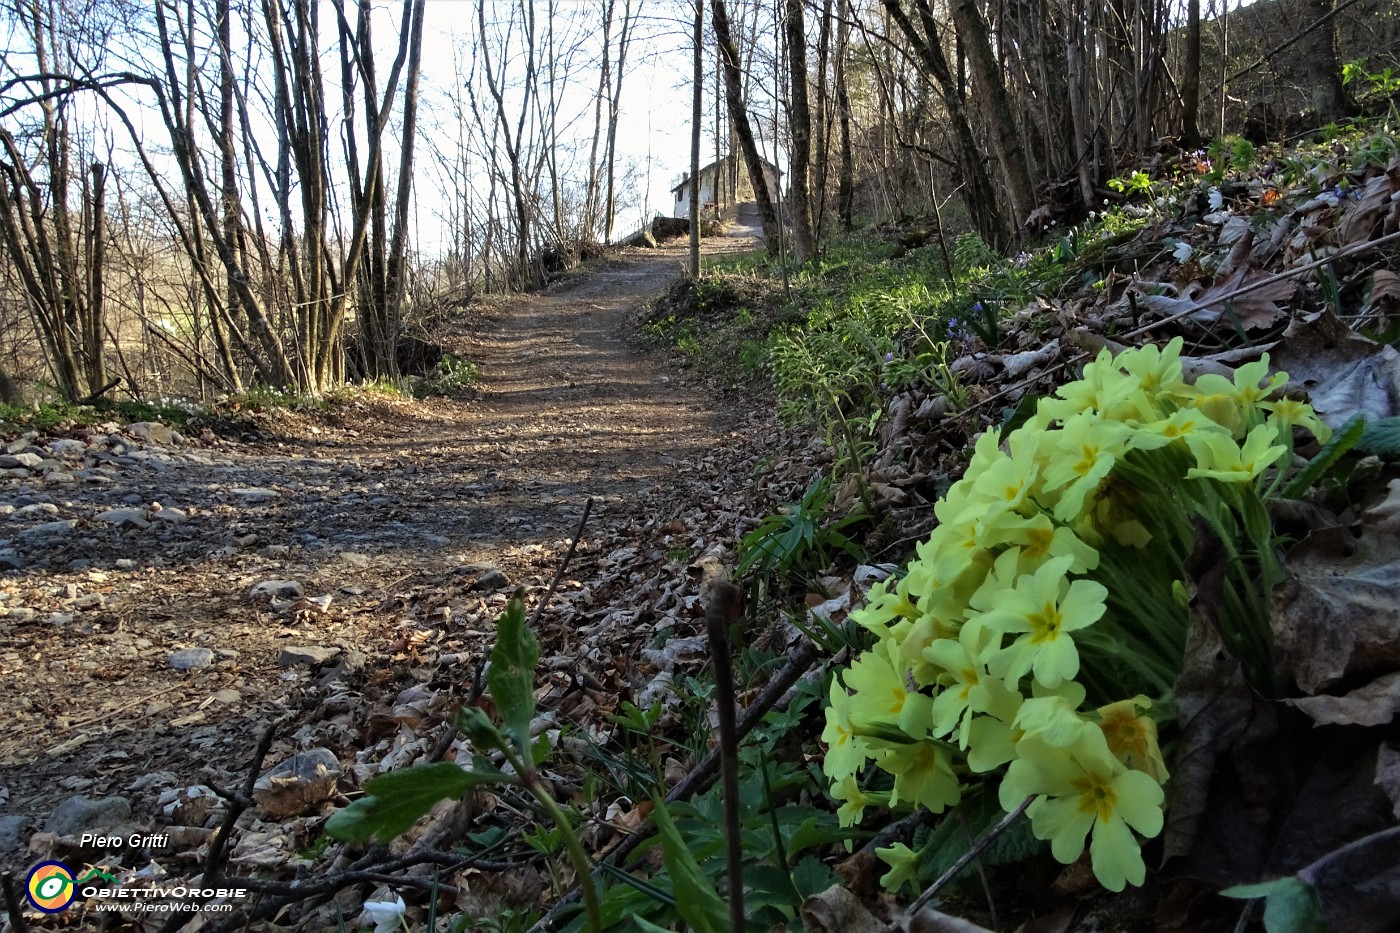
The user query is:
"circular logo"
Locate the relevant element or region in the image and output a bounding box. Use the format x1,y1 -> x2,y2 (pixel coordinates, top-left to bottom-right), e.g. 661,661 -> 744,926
26,861 -> 77,913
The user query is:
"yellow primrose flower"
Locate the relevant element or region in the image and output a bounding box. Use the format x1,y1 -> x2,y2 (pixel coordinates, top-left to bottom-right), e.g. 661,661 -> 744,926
850,577 -> 919,640
843,639 -> 935,739
879,738 -> 962,813
999,729 -> 1165,892
1188,357 -> 1287,435
1117,337 -> 1186,404
1260,396 -> 1332,444
1097,696 -> 1168,783
1185,423 -> 1287,483
953,451 -> 1041,527
1013,682 -> 1092,748
821,679 -> 871,782
1130,407 -> 1231,451
1038,348 -> 1140,423
924,618 -> 1000,746
965,679 -> 1087,772
1040,413 -> 1134,522
979,556 -> 1109,690
967,546 -> 1027,614
982,511 -> 1100,575
831,775 -> 887,828
876,842 -> 922,894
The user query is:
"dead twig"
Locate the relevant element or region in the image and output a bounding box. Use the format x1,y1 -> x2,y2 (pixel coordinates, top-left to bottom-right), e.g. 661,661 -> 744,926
529,496 -> 593,629
51,683 -> 186,737
895,796 -> 1033,928
201,849 -> 526,933
2,871 -> 27,933
158,721 -> 279,933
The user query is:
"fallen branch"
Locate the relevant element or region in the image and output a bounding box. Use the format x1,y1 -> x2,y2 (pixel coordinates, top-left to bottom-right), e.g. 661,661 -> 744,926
1,871 -> 27,933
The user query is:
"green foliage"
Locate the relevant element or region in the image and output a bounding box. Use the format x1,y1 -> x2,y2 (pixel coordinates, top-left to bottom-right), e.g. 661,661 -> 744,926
325,761 -> 507,843
1344,58 -> 1400,96
1358,417 -> 1400,456
418,354 -> 479,396
1221,877 -> 1328,933
1280,415 -> 1365,499
0,397 -> 198,434
649,795 -> 729,933
489,596 -> 540,751
1107,171 -> 1154,197
737,472 -> 864,588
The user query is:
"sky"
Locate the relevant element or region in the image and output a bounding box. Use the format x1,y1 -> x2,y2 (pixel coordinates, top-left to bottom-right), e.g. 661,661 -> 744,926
414,0 -> 721,250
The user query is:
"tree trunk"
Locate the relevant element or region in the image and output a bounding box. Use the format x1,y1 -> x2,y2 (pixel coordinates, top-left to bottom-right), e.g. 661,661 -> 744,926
880,0 -> 1008,246
385,0 -> 426,378
1181,0 -> 1203,147
1299,0 -> 1354,121
835,0 -> 854,231
690,0 -> 703,276
711,0 -> 781,256
784,0 -> 816,262
948,0 -> 1037,232
85,162 -> 107,393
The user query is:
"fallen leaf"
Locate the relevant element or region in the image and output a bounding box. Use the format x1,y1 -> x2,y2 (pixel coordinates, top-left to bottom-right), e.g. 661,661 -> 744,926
1137,267 -> 1295,330
1376,742 -> 1400,820
1270,310 -> 1400,429
1288,672 -> 1400,726
1272,527 -> 1400,693
800,884 -> 885,933
1364,269 -> 1400,319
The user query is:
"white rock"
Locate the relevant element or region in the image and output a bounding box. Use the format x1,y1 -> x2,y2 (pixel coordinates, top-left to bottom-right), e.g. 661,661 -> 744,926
95,508 -> 150,529
251,579 -> 303,600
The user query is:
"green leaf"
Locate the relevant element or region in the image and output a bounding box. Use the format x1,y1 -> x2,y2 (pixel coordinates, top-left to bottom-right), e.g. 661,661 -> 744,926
455,705 -> 507,749
650,794 -> 730,933
325,761 -> 510,842
1220,876 -> 1327,933
631,918 -> 674,933
488,595 -> 539,753
1280,414 -> 1365,499
1357,416 -> 1400,456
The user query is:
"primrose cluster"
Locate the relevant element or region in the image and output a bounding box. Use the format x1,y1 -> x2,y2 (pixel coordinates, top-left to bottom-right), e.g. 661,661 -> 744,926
824,338 -> 1329,893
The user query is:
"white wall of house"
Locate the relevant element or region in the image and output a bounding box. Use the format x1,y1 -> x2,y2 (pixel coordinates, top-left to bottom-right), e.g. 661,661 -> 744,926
672,169 -> 717,219
671,156 -> 783,219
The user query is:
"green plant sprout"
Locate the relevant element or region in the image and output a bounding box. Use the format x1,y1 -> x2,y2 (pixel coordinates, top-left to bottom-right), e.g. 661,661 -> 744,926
326,594 -> 605,932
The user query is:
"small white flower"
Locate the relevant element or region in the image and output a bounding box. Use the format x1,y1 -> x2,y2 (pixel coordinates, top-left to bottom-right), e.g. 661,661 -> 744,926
362,895 -> 406,933
1208,187 -> 1224,211
1171,240 -> 1194,263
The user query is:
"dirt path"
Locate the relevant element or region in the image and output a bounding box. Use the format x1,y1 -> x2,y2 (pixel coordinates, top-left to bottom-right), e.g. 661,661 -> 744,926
0,239 -> 772,888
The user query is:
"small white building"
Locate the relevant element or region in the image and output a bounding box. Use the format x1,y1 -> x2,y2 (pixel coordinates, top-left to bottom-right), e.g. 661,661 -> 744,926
671,154 -> 782,219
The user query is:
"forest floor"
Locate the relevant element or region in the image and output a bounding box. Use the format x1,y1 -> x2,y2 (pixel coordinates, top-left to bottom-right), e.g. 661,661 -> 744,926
0,235 -> 791,927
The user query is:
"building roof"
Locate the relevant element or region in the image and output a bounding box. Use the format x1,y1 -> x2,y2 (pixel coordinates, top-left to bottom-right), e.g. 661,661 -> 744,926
671,154 -> 782,194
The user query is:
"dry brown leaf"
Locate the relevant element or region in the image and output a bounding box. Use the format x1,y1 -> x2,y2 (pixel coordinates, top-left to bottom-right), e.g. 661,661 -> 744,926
1376,742 -> 1400,820
1339,171 -> 1399,244
1272,527 -> 1400,693
1288,672 -> 1400,726
1136,266 -> 1295,330
799,884 -> 886,933
1165,533 -> 1263,865
1270,310 -> 1400,428
1365,269 -> 1400,319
